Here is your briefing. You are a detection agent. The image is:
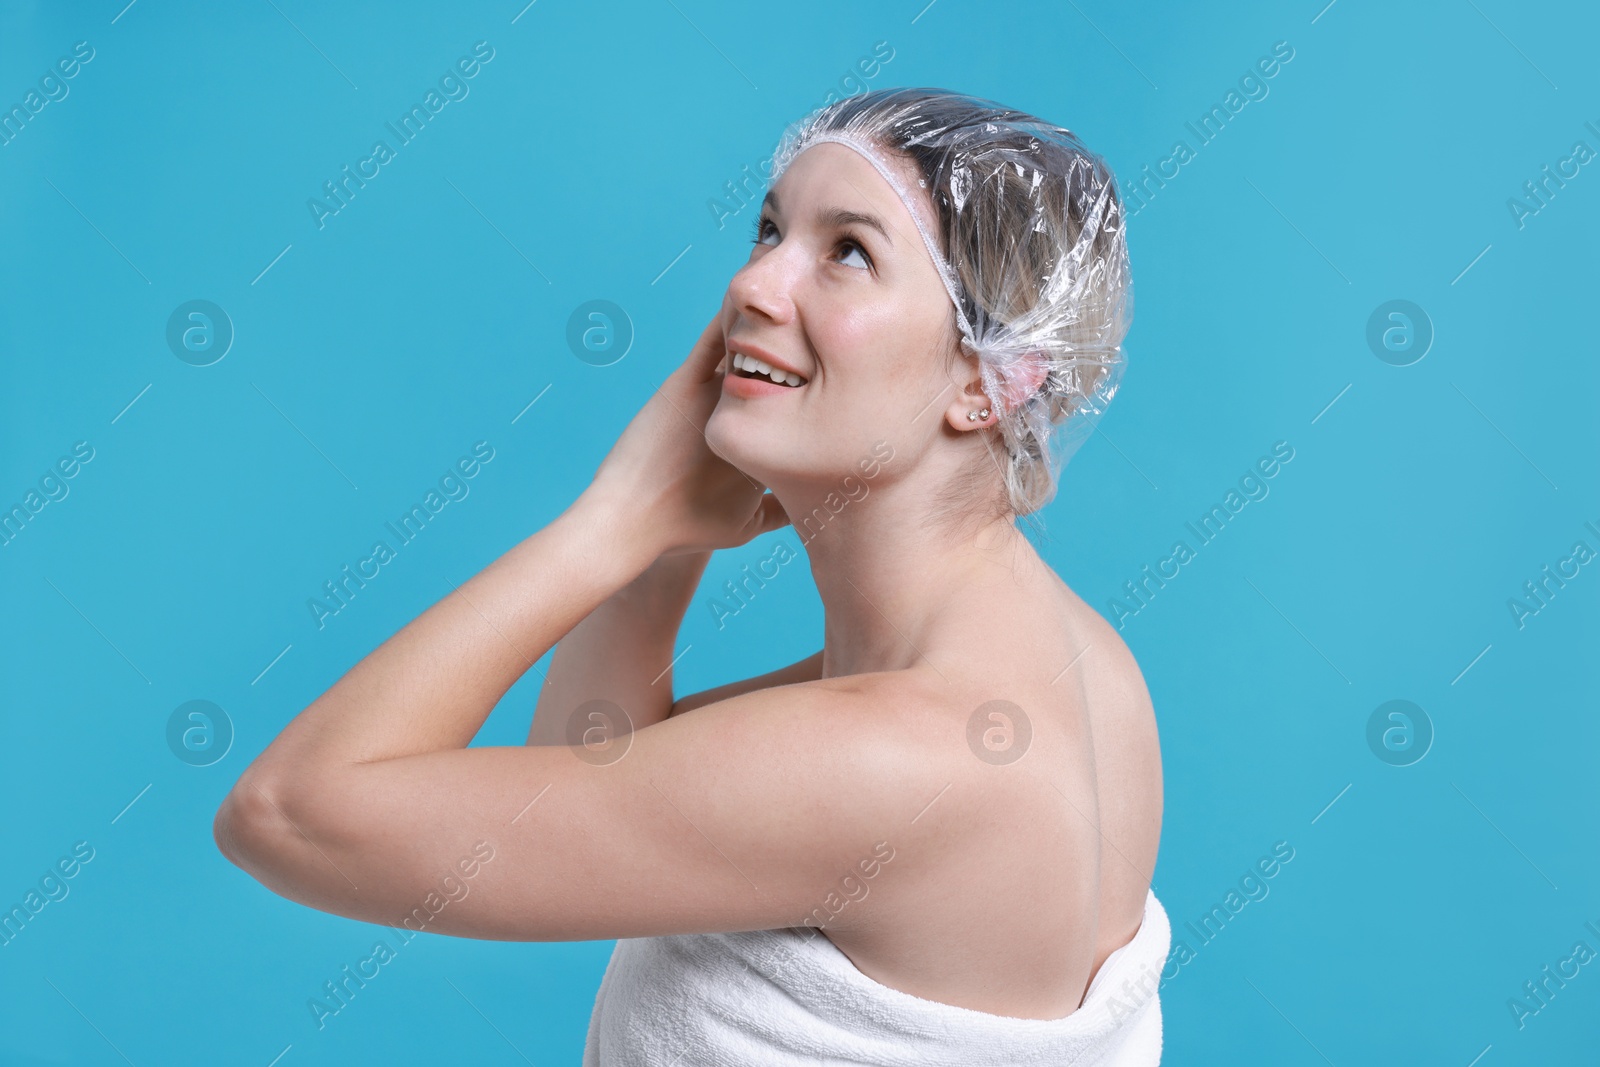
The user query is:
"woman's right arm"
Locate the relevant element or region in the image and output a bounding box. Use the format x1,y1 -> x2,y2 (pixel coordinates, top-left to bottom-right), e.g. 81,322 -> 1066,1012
525,549 -> 712,745
525,548 -> 826,743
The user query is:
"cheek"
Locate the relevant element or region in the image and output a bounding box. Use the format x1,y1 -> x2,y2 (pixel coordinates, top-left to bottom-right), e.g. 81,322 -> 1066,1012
832,298 -> 933,375
807,269 -> 953,390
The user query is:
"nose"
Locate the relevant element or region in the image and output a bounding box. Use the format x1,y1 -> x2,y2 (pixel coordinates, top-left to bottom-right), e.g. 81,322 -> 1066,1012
726,237 -> 799,328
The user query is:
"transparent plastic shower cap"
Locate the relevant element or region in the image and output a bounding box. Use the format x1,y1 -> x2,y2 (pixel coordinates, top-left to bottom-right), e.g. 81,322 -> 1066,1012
768,87 -> 1133,514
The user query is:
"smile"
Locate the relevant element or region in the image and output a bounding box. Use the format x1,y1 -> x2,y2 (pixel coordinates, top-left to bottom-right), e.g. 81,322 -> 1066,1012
730,352 -> 807,387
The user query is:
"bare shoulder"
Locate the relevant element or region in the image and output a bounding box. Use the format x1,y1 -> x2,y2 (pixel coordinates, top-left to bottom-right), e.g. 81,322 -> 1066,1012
1056,578 -> 1157,723
678,667 -> 965,782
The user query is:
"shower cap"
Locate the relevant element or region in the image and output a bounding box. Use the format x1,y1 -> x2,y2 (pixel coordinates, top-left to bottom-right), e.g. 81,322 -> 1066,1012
767,87 -> 1133,517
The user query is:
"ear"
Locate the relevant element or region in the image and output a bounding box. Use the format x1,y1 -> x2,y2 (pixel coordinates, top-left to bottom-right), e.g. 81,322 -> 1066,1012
996,351 -> 1049,410
944,339 -> 990,430
945,349 -> 1049,430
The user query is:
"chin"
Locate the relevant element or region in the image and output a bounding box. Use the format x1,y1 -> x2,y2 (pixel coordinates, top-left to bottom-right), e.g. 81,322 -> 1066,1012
704,408 -> 763,470
705,409 -> 792,486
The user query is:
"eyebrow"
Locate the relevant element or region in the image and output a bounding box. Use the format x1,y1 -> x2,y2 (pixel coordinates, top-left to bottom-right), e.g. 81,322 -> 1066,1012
762,190 -> 894,247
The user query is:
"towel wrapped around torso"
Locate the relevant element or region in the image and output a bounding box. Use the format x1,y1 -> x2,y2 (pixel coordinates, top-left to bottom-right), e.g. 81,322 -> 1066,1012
582,888 -> 1169,1066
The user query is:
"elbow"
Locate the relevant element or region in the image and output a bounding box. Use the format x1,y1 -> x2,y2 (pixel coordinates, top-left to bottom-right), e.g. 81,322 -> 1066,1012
212,773 -> 291,870
212,790 -> 250,868
213,771 -> 359,918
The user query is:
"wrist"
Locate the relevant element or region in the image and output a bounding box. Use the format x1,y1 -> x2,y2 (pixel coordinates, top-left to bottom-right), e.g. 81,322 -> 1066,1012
554,490 -> 663,588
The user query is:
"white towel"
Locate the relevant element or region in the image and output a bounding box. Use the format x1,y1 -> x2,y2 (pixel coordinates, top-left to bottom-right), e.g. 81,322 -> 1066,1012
583,888 -> 1169,1065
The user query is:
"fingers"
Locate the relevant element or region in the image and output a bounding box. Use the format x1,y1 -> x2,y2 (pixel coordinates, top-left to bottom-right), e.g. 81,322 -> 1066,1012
683,311 -> 727,384
756,492 -> 792,533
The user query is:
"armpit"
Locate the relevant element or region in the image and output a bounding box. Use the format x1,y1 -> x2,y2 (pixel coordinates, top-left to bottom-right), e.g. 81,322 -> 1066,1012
669,649 -> 825,718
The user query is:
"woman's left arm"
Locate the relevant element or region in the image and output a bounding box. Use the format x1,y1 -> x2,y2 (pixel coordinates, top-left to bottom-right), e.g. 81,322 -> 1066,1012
220,488 -> 651,785
216,310 -> 763,794
211,313 -> 816,938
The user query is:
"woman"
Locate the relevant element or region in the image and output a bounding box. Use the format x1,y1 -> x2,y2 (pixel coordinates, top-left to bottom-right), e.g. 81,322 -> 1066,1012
214,87 -> 1167,1064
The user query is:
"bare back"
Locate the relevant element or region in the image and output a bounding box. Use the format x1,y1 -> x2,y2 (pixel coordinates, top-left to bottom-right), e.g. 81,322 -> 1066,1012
678,558 -> 1163,1021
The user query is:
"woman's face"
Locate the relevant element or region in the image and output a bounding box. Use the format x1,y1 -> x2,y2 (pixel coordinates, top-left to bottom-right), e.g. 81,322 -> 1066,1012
706,141 -> 967,494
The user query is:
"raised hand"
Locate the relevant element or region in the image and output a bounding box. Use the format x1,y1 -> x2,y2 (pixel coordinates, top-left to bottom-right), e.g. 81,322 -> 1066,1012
587,310 -> 790,558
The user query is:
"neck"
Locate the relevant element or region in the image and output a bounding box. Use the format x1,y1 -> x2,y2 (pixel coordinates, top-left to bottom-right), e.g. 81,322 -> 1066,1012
775,478 -> 1041,679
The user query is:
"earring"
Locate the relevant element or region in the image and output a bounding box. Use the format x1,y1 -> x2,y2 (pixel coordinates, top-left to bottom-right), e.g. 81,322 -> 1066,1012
967,407 -> 991,422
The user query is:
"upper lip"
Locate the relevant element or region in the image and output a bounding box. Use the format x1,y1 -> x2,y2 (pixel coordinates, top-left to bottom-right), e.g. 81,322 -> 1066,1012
726,338 -> 809,382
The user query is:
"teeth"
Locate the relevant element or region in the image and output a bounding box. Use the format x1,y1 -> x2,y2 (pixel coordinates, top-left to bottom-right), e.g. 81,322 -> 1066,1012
733,352 -> 805,387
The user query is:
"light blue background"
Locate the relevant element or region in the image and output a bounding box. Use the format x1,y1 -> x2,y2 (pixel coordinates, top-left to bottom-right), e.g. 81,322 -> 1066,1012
2,0 -> 1596,1063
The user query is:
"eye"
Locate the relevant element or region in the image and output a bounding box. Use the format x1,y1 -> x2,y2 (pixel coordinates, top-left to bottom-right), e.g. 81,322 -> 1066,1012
836,238 -> 872,270
751,215 -> 779,246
